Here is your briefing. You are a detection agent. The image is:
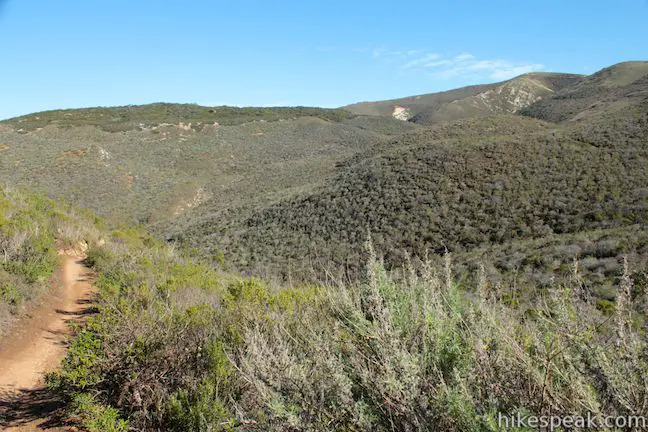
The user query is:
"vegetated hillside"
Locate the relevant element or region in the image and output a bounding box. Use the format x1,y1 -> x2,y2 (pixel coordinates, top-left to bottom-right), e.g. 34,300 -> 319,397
520,61 -> 648,122
0,187 -> 99,335
450,224 -> 648,302
2,103 -> 356,132
181,70 -> 648,290
345,72 -> 583,124
36,198 -> 648,431
0,106 -> 419,226
1,62 -> 646,299
1,191 -> 644,431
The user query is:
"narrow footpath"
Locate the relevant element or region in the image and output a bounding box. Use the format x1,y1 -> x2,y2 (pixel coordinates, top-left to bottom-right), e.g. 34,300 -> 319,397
0,252 -> 95,431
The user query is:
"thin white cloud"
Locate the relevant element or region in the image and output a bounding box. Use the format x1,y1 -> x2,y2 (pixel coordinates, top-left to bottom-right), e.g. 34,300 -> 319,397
372,48 -> 417,58
423,59 -> 452,68
347,46 -> 423,60
454,53 -> 475,62
402,53 -> 442,69
432,68 -> 465,79
332,46 -> 542,82
401,51 -> 544,80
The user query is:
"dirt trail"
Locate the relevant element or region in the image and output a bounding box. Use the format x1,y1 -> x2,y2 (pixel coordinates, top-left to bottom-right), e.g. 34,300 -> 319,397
0,252 -> 95,431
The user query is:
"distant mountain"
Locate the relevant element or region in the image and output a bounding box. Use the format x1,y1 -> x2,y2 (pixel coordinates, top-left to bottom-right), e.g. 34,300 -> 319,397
520,61 -> 648,122
344,73 -> 584,125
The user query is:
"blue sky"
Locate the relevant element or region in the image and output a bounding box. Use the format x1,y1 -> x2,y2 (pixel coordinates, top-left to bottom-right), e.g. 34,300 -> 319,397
1,0 -> 647,119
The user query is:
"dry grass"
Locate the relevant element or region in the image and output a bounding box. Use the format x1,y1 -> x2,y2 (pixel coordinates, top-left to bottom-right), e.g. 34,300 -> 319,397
49,230 -> 648,431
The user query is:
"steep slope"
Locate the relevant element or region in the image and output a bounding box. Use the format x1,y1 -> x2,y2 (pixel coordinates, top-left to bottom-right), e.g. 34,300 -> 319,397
345,73 -> 583,125
180,103 -> 648,284
521,61 -> 648,122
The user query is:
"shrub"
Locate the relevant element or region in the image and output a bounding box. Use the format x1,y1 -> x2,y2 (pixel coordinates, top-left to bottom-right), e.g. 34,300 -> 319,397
0,187 -> 99,326
596,298 -> 616,315
0,283 -> 23,307
52,232 -> 648,431
69,393 -> 129,432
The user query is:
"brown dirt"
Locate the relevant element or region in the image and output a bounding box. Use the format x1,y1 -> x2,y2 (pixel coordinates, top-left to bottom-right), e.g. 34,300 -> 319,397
0,252 -> 96,431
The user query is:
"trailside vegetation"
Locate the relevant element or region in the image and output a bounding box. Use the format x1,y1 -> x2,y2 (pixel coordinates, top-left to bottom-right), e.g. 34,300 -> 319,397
49,227 -> 648,431
0,187 -> 100,334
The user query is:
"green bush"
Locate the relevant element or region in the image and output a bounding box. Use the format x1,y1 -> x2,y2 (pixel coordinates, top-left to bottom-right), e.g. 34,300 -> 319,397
596,298 -> 616,315
0,283 -> 23,307
48,320 -> 104,390
166,371 -> 235,431
70,393 -> 129,432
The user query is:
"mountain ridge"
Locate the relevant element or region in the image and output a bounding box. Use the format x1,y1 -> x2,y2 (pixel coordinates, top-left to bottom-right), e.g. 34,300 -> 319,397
344,72 -> 584,124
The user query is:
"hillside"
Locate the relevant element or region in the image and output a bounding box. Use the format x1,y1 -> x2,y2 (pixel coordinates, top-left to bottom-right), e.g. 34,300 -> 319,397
0,105 -> 418,226
521,61 -> 648,122
0,62 -> 646,296
168,62 -> 648,292
178,111 -> 648,287
344,72 -> 583,124
344,83 -> 497,118
2,186 -> 647,431
2,104 -> 356,133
